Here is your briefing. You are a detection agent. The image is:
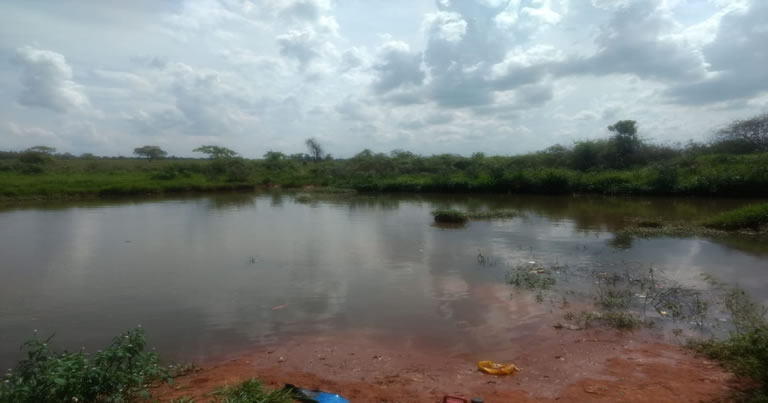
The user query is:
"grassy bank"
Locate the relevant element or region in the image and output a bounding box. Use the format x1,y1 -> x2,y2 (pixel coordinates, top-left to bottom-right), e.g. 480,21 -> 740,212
616,203 -> 768,245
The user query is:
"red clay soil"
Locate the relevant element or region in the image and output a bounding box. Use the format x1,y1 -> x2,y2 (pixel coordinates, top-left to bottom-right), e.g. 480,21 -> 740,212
152,328 -> 734,402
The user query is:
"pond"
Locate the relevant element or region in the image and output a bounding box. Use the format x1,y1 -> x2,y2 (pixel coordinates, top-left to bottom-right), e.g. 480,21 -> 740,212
1,193 -> 766,368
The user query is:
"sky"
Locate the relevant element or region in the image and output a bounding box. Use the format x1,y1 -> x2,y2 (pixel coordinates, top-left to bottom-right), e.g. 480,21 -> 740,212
1,0 -> 767,158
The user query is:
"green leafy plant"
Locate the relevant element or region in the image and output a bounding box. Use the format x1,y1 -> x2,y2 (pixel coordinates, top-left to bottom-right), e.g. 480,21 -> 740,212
0,327 -> 170,403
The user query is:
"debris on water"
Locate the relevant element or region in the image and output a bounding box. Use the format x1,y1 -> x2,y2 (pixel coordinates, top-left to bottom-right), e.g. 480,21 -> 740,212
477,360 -> 520,375
271,304 -> 289,310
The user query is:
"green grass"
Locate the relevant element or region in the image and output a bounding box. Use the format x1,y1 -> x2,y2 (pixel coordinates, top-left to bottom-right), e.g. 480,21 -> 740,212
213,379 -> 296,403
3,151 -> 768,200
702,203 -> 768,231
0,172 -> 253,200
687,278 -> 768,402
431,208 -> 468,223
0,327 -> 170,403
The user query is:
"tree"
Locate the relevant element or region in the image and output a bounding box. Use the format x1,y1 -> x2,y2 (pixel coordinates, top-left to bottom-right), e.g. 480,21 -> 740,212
27,146 -> 56,154
133,146 -> 167,162
608,120 -> 640,167
193,145 -> 238,159
305,138 -> 325,162
19,146 -> 56,164
716,113 -> 768,152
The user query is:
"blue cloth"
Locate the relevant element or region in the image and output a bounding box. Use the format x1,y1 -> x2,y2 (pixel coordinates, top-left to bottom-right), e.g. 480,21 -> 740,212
303,390 -> 349,403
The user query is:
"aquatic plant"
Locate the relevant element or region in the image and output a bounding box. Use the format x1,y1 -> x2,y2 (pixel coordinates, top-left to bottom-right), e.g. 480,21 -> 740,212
506,265 -> 556,290
431,208 -> 468,223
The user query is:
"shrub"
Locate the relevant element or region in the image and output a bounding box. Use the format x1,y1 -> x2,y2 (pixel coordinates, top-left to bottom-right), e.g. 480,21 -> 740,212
0,327 -> 170,402
431,209 -> 468,223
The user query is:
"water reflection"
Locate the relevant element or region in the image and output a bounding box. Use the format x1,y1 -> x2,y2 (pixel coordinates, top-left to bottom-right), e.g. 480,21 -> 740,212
0,193 -> 766,368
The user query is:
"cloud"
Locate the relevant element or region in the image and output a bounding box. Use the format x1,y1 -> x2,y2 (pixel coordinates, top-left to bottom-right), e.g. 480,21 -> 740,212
556,1 -> 706,81
423,11 -> 468,43
667,0 -> 768,104
4,121 -> 56,138
371,41 -> 425,94
277,29 -> 322,71
126,62 -> 267,136
334,97 -> 376,121
11,46 -> 90,112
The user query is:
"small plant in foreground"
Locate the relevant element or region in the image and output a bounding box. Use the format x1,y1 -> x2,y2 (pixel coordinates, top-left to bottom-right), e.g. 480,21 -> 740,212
431,208 -> 468,223
0,327 -> 170,403
213,379 -> 296,403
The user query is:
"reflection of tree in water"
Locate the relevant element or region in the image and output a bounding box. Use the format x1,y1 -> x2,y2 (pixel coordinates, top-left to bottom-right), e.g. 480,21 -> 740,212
206,194 -> 256,210
336,195 -> 401,211
609,233 -> 634,250
270,192 -> 284,207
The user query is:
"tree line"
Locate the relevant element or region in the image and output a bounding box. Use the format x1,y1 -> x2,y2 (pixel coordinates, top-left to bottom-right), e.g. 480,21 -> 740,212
2,114 -> 767,168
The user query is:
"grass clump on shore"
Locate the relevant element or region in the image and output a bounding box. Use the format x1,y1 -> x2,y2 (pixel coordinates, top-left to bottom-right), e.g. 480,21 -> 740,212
213,379 -> 296,403
0,327 -> 170,403
431,208 -> 468,223
702,203 -> 768,231
617,204 -> 768,245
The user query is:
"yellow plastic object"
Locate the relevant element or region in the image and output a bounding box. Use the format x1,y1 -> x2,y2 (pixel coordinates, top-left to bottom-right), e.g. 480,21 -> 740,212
477,360 -> 520,375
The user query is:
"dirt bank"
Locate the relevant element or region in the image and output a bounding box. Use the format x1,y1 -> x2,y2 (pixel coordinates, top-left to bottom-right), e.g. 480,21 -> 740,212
152,327 -> 733,402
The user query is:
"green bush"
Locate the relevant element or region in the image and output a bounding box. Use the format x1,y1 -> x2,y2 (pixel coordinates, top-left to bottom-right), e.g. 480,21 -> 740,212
0,327 -> 170,403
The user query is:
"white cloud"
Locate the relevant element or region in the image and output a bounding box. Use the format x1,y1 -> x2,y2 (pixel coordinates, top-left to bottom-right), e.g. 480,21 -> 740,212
11,46 -> 89,112
1,0 -> 767,157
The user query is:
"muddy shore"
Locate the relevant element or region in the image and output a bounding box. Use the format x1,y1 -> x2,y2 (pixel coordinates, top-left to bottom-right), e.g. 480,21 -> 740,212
152,326 -> 734,402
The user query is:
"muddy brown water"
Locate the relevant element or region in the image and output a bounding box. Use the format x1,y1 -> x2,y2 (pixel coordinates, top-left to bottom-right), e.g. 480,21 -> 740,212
0,193 -> 766,368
